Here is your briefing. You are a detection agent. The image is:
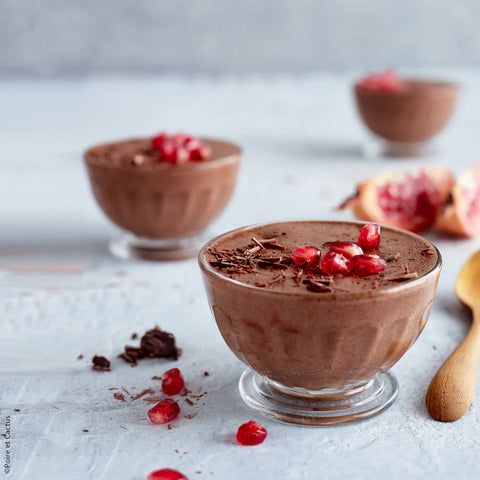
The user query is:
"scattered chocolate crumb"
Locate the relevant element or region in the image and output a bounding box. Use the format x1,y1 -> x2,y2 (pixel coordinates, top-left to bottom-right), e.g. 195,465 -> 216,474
91,355 -> 111,372
204,371 -> 210,377
151,376 -> 162,380
196,472 -> 202,475
168,424 -> 173,430
108,387 -> 119,391
119,425 -> 128,430
175,449 -> 180,454
51,405 -> 59,410
131,388 -> 155,402
121,386 -> 130,395
131,333 -> 138,340
119,326 -> 182,365
143,396 -> 163,404
77,354 -> 84,360
14,409 -> 20,412
433,345 -> 437,350
185,398 -> 194,406
184,413 -> 198,419
113,392 -> 126,402
82,429 -> 89,433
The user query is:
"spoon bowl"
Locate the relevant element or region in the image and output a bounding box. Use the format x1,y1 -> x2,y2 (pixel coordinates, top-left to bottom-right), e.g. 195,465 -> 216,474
426,250 -> 480,421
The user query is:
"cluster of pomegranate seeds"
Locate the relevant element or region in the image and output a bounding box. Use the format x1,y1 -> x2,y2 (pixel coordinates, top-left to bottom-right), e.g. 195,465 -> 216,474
161,368 -> 185,396
356,70 -> 402,92
148,398 -> 181,424
147,469 -> 188,480
358,224 -> 381,249
290,224 -> 386,277
236,421 -> 268,446
151,133 -> 212,164
291,245 -> 321,268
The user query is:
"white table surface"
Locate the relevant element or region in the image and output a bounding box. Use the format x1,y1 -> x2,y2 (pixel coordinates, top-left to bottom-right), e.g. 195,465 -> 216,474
1,72 -> 480,480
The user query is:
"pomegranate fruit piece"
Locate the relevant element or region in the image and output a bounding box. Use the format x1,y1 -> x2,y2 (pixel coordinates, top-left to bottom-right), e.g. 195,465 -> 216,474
147,469 -> 188,480
291,246 -> 321,268
356,70 -> 402,92
321,251 -> 352,275
152,133 -> 167,150
236,421 -> 267,446
148,399 -> 180,424
436,164 -> 480,237
161,368 -> 185,396
329,241 -> 363,259
337,167 -> 454,233
358,224 -> 381,249
352,254 -> 386,276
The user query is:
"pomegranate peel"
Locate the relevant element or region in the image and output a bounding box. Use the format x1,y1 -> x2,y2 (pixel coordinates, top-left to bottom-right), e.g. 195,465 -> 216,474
436,164 -> 480,237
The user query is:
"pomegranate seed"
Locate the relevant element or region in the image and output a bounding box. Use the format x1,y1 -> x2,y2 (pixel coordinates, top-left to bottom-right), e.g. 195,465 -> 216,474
352,254 -> 386,276
152,133 -> 167,151
329,241 -> 363,259
148,399 -> 180,424
236,421 -> 267,446
321,251 -> 352,275
161,368 -> 185,396
175,147 -> 190,164
147,469 -> 188,480
291,246 -> 321,269
358,224 -> 381,250
159,141 -> 177,163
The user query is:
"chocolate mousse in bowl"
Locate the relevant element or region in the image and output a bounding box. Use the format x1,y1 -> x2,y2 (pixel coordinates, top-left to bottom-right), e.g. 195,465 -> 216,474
84,133 -> 241,260
199,221 -> 441,425
355,70 -> 459,157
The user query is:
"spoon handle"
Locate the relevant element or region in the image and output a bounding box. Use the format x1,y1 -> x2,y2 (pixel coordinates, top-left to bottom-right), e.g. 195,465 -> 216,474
426,309 -> 480,422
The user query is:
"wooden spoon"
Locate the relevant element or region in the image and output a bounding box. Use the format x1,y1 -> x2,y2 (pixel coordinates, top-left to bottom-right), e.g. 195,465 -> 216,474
426,250 -> 480,422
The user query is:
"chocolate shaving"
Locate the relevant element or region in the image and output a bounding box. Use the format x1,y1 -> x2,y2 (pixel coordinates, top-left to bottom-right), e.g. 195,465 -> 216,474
151,376 -> 162,380
404,265 -> 410,274
185,398 -> 194,406
421,247 -> 435,256
251,237 -> 266,249
119,326 -> 182,365
91,355 -> 111,372
131,388 -> 155,402
204,371 -> 210,377
387,272 -> 419,282
304,278 -> 333,293
77,354 -> 84,360
184,413 -> 198,419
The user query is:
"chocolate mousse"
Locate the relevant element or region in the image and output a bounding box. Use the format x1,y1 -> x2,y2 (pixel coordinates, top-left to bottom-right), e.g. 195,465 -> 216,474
355,72 -> 459,145
84,134 -> 241,260
199,221 -> 441,394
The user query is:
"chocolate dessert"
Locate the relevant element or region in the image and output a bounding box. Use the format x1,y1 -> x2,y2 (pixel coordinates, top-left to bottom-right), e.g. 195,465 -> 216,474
199,221 -> 442,425
84,133 -> 241,260
355,72 -> 459,146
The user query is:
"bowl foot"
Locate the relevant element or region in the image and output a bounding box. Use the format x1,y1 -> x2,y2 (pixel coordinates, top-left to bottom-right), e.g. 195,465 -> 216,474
238,369 -> 398,426
365,139 -> 435,159
109,232 -> 209,261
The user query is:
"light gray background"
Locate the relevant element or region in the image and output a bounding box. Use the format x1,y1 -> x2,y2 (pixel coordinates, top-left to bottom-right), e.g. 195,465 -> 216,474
1,0 -> 480,75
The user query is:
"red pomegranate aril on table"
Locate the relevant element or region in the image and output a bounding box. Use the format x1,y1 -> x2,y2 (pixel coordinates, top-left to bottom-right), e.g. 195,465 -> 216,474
291,246 -> 321,269
321,251 -> 352,275
352,254 -> 386,276
148,399 -> 180,424
329,241 -> 363,259
358,224 -> 381,249
236,421 -> 267,446
147,468 -> 188,480
161,368 -> 185,396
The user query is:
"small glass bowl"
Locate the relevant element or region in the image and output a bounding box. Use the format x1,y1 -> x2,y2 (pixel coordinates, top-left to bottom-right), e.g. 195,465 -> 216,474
199,221 -> 442,426
84,138 -> 241,261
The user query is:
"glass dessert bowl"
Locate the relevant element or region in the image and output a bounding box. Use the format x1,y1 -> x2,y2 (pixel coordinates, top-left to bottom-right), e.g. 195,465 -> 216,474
199,221 -> 442,426
84,134 -> 241,261
355,71 -> 459,157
